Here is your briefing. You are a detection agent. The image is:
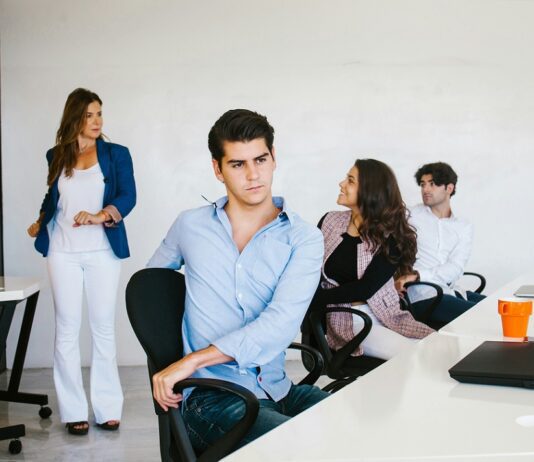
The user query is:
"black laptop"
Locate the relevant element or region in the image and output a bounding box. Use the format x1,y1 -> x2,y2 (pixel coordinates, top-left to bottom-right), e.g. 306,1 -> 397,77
449,341 -> 534,389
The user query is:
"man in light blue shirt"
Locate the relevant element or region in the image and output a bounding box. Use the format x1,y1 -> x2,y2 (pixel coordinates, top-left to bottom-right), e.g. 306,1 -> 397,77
147,109 -> 327,450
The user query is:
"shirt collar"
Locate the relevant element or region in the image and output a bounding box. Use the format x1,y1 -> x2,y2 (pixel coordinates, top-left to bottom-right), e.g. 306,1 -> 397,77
212,196 -> 295,225
422,204 -> 456,221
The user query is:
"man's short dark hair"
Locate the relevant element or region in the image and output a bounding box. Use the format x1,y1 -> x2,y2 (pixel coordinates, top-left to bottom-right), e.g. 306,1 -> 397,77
414,162 -> 458,197
208,109 -> 274,166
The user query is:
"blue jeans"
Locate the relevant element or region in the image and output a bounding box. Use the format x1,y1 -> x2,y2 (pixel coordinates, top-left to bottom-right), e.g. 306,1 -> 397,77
412,290 -> 486,327
182,384 -> 328,450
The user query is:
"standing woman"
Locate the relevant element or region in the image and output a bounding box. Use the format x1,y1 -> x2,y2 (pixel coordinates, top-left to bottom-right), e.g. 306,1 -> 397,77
27,88 -> 136,435
313,158 -> 433,360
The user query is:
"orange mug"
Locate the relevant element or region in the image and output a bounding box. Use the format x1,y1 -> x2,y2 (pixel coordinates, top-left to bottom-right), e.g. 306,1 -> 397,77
498,298 -> 532,338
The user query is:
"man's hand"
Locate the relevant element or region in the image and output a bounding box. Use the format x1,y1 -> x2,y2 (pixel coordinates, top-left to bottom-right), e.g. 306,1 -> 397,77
152,356 -> 198,411
395,273 -> 419,296
152,345 -> 233,412
73,210 -> 108,227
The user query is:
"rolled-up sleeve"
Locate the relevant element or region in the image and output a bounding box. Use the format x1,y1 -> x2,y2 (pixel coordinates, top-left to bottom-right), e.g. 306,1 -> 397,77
213,227 -> 324,368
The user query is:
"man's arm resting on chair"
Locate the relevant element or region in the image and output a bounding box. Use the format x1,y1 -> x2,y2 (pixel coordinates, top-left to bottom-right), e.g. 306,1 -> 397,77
152,345 -> 233,411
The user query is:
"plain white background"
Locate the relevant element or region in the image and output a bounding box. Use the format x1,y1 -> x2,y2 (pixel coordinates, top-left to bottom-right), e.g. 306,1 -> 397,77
1,0 -> 533,367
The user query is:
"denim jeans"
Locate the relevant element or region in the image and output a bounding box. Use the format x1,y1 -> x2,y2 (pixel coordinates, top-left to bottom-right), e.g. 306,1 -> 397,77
181,383 -> 328,451
412,290 -> 486,327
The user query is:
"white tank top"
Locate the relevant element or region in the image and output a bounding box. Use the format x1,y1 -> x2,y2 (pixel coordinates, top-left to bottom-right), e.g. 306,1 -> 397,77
49,163 -> 111,253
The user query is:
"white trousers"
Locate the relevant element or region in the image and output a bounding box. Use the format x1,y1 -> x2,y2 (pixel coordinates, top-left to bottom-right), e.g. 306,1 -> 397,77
47,249 -> 123,423
352,305 -> 417,360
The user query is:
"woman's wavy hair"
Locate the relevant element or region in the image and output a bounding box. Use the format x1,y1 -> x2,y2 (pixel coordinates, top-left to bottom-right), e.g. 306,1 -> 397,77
355,158 -> 417,275
47,88 -> 103,186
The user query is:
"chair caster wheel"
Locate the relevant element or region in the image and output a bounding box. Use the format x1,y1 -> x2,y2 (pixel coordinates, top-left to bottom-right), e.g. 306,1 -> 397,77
39,406 -> 52,419
9,439 -> 22,454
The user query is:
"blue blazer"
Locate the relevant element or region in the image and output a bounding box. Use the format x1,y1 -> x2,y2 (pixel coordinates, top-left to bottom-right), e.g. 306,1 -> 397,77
35,139 -> 136,259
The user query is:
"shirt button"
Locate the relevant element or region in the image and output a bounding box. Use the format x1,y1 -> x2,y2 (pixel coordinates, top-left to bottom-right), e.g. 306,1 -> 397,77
258,377 -> 262,382
237,264 -> 242,269
238,293 -> 243,299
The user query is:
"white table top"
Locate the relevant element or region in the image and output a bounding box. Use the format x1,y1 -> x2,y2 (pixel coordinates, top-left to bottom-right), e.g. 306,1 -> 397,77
225,333 -> 534,462
0,276 -> 40,302
440,273 -> 534,341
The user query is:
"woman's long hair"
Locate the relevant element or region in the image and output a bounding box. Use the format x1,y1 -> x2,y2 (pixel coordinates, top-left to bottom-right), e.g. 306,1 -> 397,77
47,88 -> 103,186
355,158 -> 417,275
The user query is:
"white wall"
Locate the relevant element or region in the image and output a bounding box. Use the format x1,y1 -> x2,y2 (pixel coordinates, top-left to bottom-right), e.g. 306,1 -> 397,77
1,0 -> 533,367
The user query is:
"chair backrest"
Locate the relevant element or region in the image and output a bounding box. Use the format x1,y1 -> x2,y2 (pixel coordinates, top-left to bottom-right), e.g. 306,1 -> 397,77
126,268 -> 186,374
126,268 -> 194,461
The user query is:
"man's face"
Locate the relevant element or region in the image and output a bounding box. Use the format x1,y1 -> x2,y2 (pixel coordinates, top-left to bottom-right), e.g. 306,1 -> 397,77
419,174 -> 454,207
212,138 -> 276,208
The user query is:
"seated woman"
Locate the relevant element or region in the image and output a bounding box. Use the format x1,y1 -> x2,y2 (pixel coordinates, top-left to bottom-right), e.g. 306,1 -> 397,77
313,158 -> 434,360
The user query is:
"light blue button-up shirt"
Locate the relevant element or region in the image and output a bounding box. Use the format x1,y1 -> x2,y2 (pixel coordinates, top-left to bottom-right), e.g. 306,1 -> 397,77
147,196 -> 323,401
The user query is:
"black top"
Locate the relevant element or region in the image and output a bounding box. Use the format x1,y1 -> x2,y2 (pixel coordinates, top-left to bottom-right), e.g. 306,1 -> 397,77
315,214 -> 399,305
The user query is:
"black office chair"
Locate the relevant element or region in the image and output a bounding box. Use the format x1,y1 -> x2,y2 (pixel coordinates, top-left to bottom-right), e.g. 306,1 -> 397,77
126,268 -> 259,462
402,272 -> 486,330
301,303 -> 385,393
401,281 -> 444,329
126,268 -> 324,462
461,271 -> 486,294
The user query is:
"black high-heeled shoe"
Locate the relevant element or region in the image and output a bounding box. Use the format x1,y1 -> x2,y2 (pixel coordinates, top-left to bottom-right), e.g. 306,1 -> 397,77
96,420 -> 120,431
65,421 -> 89,435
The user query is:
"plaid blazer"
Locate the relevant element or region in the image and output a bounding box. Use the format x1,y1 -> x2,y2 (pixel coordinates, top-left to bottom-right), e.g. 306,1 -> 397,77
320,211 -> 434,355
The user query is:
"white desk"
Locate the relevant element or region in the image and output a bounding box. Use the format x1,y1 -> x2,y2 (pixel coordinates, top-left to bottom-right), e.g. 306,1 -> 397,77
0,277 -> 40,303
440,273 -> 534,341
225,333 -> 534,462
0,277 -> 47,452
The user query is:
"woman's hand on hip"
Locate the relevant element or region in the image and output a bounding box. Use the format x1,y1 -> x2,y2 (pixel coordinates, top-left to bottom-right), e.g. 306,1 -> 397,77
73,210 -> 107,227
27,222 -> 40,238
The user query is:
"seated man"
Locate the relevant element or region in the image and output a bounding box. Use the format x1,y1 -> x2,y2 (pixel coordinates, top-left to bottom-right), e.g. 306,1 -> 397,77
404,162 -> 484,326
147,109 -> 328,450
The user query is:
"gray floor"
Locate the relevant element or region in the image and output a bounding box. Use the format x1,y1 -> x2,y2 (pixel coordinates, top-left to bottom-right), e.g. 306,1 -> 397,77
0,362 -> 328,462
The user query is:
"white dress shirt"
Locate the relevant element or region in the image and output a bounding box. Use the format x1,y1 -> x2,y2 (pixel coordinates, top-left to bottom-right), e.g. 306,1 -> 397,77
408,204 -> 473,303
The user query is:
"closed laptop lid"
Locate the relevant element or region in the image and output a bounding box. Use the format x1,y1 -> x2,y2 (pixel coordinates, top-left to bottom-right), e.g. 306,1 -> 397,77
514,285 -> 534,297
449,341 -> 534,388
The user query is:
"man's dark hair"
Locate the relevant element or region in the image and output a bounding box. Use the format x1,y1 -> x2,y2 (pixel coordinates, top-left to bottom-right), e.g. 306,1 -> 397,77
208,109 -> 274,166
414,162 -> 458,197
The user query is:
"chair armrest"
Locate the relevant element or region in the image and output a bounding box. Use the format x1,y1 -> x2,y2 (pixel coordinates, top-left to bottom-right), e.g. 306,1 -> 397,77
288,342 -> 324,386
403,281 -> 443,323
172,378 -> 260,462
311,307 -> 372,376
463,271 -> 486,294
